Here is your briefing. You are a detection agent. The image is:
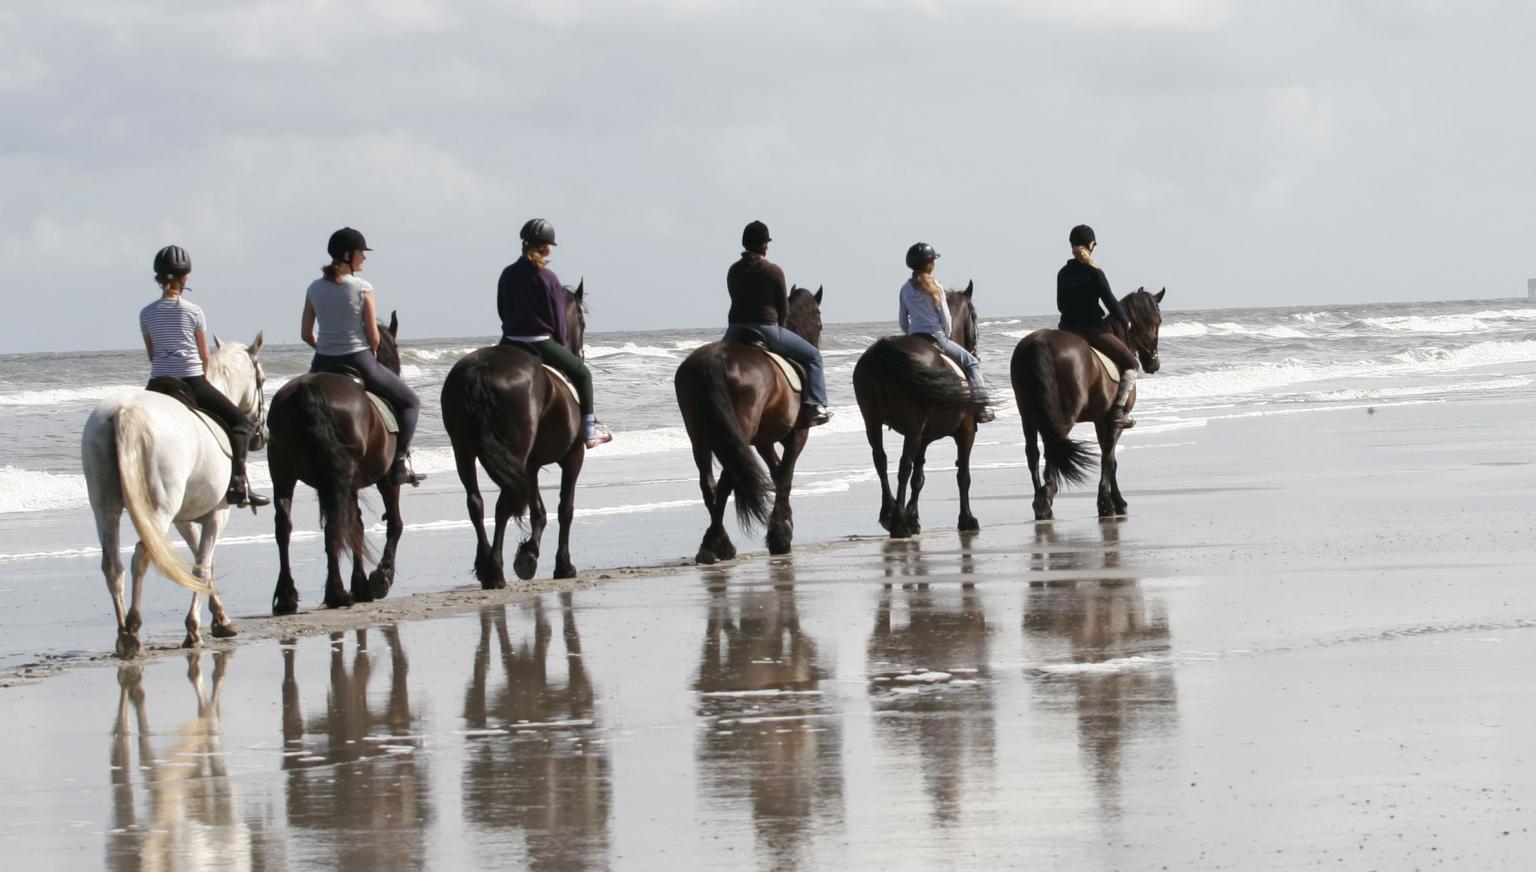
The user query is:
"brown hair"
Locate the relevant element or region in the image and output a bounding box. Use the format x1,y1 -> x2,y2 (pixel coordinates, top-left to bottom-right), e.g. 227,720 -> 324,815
523,240 -> 550,269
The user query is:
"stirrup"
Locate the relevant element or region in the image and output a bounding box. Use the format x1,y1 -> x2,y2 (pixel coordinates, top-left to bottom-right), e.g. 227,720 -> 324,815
389,457 -> 426,487
976,406 -> 996,424
796,404 -> 831,429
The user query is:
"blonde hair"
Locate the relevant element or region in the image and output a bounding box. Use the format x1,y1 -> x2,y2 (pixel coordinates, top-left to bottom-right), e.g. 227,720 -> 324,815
1073,244 -> 1097,269
911,269 -> 944,309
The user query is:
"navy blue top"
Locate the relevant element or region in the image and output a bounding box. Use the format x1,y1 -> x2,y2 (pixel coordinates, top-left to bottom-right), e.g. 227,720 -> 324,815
1057,259 -> 1129,330
498,257 -> 569,346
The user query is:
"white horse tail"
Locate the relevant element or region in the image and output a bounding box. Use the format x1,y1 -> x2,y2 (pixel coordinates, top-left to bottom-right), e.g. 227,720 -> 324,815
116,404 -> 214,595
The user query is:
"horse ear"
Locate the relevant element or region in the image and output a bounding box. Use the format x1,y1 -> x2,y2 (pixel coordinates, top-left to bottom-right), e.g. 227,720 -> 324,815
248,332 -> 264,358
964,279 -> 974,299
1154,287 -> 1166,303
213,333 -> 222,350
814,285 -> 824,304
576,278 -> 585,300
388,310 -> 399,338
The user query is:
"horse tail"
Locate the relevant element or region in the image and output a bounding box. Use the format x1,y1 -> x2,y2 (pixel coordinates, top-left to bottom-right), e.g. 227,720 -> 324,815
864,337 -> 990,413
296,381 -> 372,563
455,355 -> 531,518
1013,338 -> 1093,487
114,404 -> 213,594
696,352 -> 771,529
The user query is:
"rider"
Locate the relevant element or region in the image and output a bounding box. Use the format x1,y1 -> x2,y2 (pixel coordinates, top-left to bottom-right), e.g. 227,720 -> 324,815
722,220 -> 830,428
140,245 -> 269,508
899,242 -> 994,423
302,227 -> 426,485
1058,224 -> 1139,429
497,218 -> 613,449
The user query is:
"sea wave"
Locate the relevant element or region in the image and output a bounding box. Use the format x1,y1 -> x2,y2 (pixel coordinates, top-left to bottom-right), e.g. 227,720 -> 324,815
0,385 -> 139,407
1160,322 -> 1309,339
1357,315 -> 1490,334
585,341 -> 705,360
0,466 -> 89,514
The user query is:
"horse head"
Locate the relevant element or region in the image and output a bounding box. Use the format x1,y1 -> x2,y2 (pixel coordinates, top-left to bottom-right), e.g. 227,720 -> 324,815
786,285 -> 825,347
1120,287 -> 1166,374
375,311 -> 402,375
945,280 -> 979,354
564,279 -> 587,356
210,331 -> 268,450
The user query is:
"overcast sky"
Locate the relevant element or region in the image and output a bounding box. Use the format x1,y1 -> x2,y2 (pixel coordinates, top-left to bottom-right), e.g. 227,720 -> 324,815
2,0 -> 1533,353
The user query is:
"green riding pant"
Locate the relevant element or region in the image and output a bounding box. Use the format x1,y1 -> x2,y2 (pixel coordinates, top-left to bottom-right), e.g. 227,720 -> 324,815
516,338 -> 594,415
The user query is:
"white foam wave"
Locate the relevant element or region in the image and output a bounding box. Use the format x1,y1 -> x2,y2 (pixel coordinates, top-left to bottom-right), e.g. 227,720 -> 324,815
401,347 -> 480,363
0,466 -> 89,514
979,318 -> 1022,327
1359,315 -> 1489,334
1282,377 -> 1530,404
1159,322 -> 1308,339
1465,307 -> 1536,322
586,341 -> 704,360
0,385 -> 139,407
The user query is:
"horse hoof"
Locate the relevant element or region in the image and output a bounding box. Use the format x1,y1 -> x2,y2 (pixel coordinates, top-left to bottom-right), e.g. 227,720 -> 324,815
958,515 -> 980,533
211,623 -> 238,639
713,541 -> 737,561
695,549 -> 718,566
272,601 -> 298,616
368,570 -> 393,600
115,635 -> 142,660
181,636 -> 200,649
513,554 -> 537,581
324,592 -> 353,610
766,533 -> 792,556
554,563 -> 576,580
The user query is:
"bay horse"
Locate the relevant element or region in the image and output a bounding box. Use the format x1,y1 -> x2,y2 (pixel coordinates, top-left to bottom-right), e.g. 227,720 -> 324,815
1010,287 -> 1165,520
440,282 -> 587,585
82,334 -> 268,657
267,312 -> 408,613
674,285 -> 825,564
853,281 -> 990,538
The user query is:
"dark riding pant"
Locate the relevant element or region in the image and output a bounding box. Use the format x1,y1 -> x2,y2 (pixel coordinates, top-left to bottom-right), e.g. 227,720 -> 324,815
501,338 -> 595,415
176,375 -> 253,479
722,322 -> 829,408
310,350 -> 421,459
1065,324 -> 1139,372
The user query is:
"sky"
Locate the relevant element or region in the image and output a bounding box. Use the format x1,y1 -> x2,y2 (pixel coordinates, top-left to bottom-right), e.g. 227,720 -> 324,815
2,0 -> 1534,353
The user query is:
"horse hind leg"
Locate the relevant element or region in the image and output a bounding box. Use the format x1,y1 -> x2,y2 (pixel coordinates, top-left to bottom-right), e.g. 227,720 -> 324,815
905,439 -> 929,536
865,417 -> 895,532
890,432 -> 922,539
955,423 -> 980,533
271,474 -> 301,615
94,498 -> 135,658
766,432 -> 807,556
1095,420 -> 1128,517
455,446 -> 501,589
368,479 -> 403,599
552,447 -> 585,579
321,498 -> 354,610
1024,419 -> 1053,522
513,470 -> 546,581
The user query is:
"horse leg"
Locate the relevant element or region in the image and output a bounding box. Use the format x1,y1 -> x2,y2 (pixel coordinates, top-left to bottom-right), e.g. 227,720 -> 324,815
487,481 -> 518,590
890,432 -> 921,539
513,471 -> 547,581
866,418 -> 895,532
176,520 -> 204,648
271,474 -> 301,615
552,448 -> 585,579
955,422 -> 980,532
369,480 -> 403,600
905,440 -> 929,535
457,447 -> 501,589
705,471 -> 737,564
1095,420 -> 1128,516
95,499 -> 134,659
766,431 -> 808,555
1024,418 -> 1052,521
321,501 -> 353,610
123,541 -> 152,658
349,542 -> 371,603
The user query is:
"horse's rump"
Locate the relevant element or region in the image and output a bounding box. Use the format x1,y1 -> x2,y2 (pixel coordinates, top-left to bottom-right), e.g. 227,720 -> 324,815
855,336 -> 984,432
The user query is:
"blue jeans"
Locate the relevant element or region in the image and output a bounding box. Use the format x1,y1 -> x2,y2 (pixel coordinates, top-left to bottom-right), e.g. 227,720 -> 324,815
928,333 -> 986,387
723,323 -> 828,407
311,350 -> 421,458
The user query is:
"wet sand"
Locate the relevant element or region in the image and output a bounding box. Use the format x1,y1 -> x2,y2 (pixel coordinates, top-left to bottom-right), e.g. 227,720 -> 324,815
3,397 -> 1536,870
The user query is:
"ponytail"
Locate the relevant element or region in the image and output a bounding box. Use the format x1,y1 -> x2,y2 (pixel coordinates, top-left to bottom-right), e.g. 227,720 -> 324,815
911,271 -> 944,309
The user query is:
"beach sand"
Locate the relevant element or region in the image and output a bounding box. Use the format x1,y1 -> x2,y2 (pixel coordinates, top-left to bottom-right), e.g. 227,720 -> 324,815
2,396 -> 1534,870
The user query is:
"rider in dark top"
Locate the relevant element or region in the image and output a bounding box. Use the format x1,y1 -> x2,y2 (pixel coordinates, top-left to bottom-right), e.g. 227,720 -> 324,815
1057,225 -> 1139,429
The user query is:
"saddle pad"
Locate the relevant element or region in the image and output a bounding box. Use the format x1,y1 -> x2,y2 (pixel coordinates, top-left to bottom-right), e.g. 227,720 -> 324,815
764,351 -> 803,393
191,410 -> 234,459
543,364 -> 578,403
1090,347 -> 1121,384
367,392 -> 400,433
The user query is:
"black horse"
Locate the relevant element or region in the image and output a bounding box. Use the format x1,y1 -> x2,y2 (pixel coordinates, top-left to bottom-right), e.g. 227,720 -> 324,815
1010,288 -> 1165,519
440,282 -> 587,585
853,281 -> 989,538
267,313 -> 409,613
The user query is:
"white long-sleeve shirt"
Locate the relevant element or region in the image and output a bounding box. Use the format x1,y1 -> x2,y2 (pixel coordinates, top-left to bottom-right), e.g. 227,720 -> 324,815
898,279 -> 952,337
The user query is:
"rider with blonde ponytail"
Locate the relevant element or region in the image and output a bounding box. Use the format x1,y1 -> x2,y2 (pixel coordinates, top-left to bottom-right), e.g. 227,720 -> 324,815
140,245 -> 269,507
898,242 -> 994,423
1057,224 -> 1139,428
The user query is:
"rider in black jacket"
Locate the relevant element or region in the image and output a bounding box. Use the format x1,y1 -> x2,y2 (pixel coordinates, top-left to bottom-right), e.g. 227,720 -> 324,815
1057,225 -> 1139,428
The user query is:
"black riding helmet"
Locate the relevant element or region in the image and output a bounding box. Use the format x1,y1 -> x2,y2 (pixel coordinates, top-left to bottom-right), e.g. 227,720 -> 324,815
520,218 -> 557,247
327,227 -> 372,260
905,242 -> 939,270
153,245 -> 192,276
1069,224 -> 1096,247
742,220 -> 771,250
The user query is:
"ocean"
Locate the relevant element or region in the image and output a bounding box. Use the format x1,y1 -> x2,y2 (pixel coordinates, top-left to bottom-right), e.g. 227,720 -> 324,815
2,297 -> 1534,665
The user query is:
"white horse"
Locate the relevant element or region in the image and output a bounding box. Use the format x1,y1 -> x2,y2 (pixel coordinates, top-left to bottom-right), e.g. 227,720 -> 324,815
82,334 -> 267,658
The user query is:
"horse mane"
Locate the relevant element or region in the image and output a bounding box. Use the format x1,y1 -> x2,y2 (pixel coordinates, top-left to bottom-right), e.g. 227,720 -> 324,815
1115,288 -> 1162,352
786,286 -> 823,346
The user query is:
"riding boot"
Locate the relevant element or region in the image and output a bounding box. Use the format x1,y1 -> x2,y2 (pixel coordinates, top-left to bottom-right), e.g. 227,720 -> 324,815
225,443 -> 270,509
1108,369 -> 1138,429
389,453 -> 426,487
796,403 -> 831,429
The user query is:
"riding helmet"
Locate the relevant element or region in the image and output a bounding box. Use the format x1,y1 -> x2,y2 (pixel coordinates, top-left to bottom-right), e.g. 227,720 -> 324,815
327,227 -> 372,260
153,245 -> 192,276
1069,224 -> 1096,247
742,220 -> 772,250
520,218 -> 558,247
905,242 -> 939,270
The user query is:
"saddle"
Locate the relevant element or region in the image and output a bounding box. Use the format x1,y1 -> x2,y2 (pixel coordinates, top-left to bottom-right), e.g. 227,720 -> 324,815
145,378 -> 236,458
311,364 -> 401,433
498,341 -> 579,404
1087,347 -> 1121,384
914,335 -> 969,381
727,329 -> 805,393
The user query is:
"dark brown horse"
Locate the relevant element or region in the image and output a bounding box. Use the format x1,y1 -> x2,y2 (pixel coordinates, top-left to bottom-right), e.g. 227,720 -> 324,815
675,286 -> 825,564
440,282 -> 587,585
1010,288 -> 1165,520
853,281 -> 990,538
268,313 -> 407,613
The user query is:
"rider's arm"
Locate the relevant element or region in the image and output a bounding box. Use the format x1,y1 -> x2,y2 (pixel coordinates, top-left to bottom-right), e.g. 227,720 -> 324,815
546,273 -> 569,348
1097,269 -> 1130,328
772,265 -> 788,327
142,332 -> 155,363
195,330 -> 210,369
899,290 -> 911,333
360,292 -> 381,354
300,299 -> 318,349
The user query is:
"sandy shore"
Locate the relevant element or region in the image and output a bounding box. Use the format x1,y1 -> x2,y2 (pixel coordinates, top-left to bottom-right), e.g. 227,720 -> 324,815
2,396 -> 1535,869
